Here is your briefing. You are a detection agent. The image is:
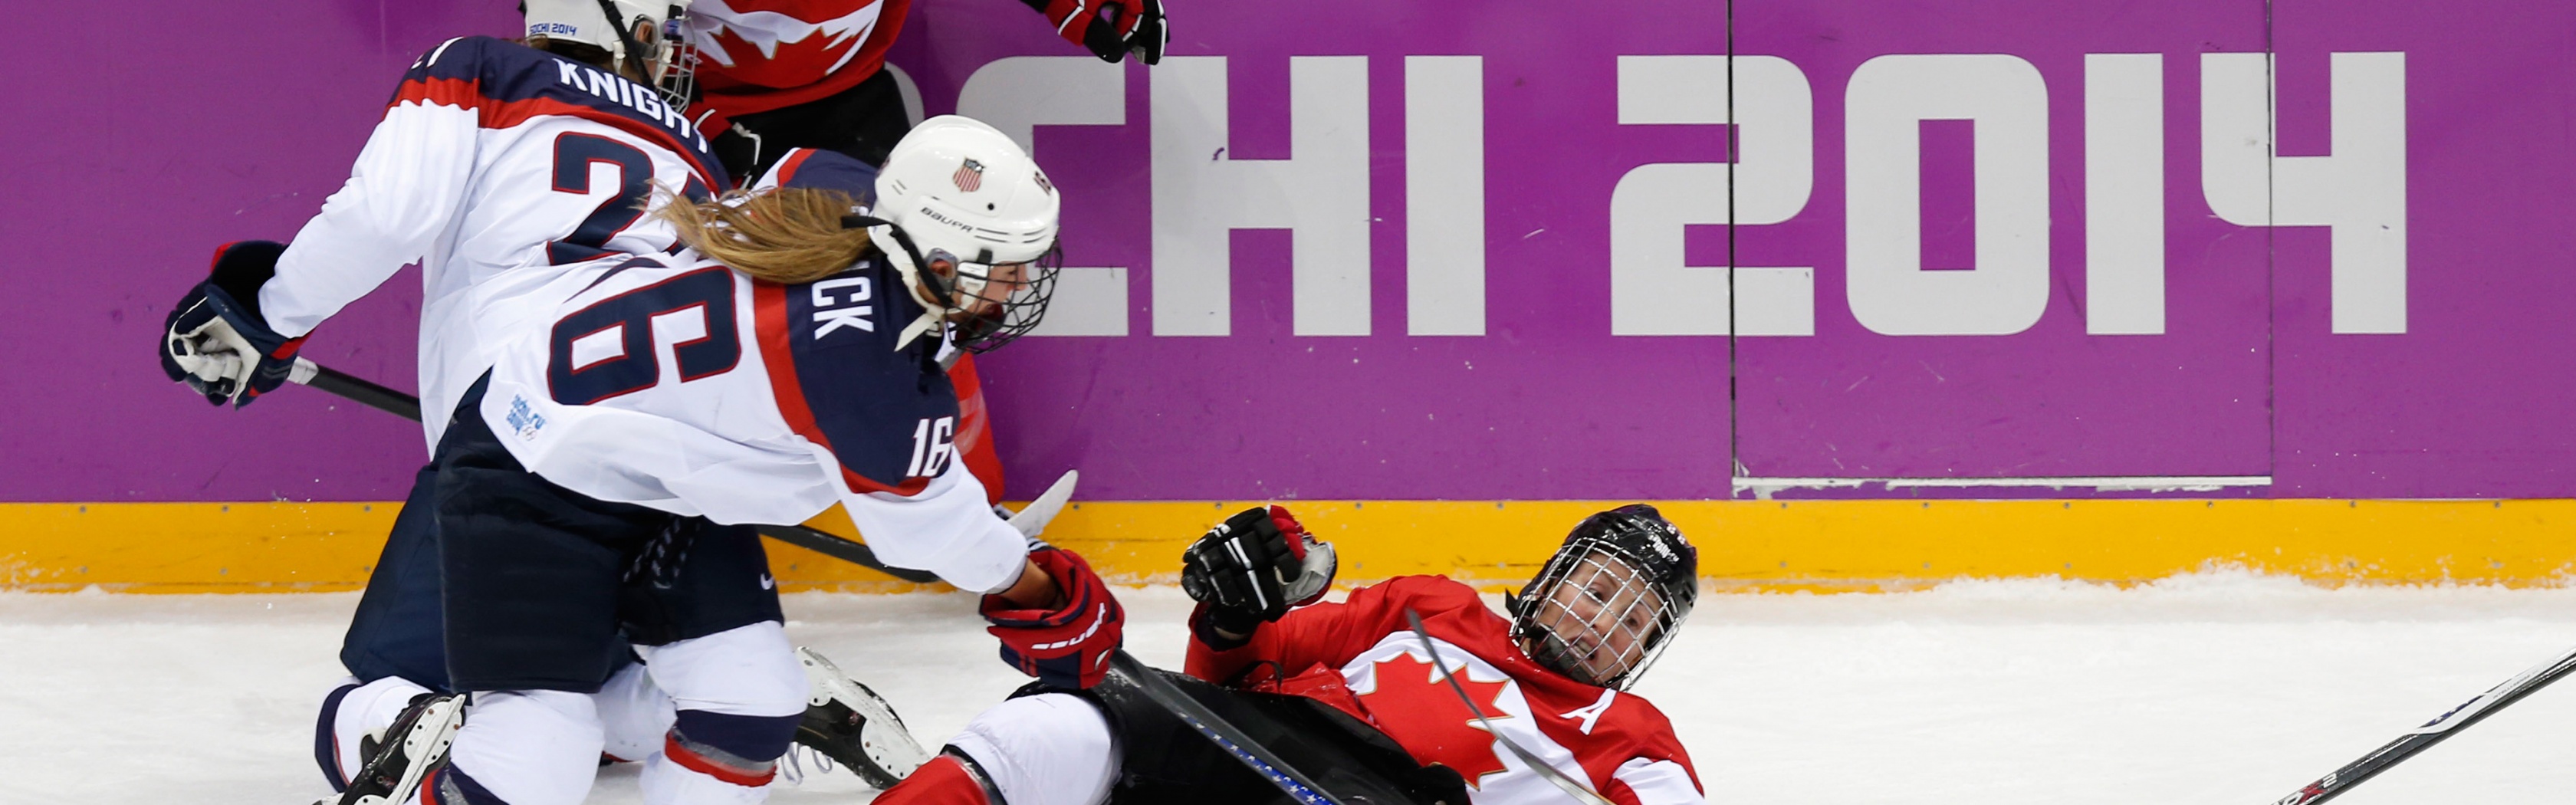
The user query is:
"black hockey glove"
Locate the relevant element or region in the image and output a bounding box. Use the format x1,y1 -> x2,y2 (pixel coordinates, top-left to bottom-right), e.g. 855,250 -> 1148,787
1180,505 -> 1336,637
159,241 -> 304,408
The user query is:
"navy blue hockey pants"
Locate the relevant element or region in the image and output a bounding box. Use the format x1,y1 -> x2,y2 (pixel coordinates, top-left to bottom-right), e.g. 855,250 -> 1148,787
339,376 -> 784,693
339,464 -> 453,691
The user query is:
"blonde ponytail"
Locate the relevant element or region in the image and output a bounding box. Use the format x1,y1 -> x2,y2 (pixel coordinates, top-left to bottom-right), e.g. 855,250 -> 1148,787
656,187 -> 875,284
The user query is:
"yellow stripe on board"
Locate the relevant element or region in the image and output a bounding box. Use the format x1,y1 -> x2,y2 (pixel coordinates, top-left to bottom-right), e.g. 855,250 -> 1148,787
4,500 -> 2571,593
0,503 -> 401,593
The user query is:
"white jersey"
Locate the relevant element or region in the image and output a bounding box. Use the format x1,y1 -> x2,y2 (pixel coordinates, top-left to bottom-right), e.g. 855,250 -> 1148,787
255,36 -> 728,449
472,248 -> 1027,594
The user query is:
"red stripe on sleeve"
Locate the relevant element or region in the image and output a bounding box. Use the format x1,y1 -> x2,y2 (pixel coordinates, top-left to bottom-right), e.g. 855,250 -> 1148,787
388,77 -> 482,111
772,148 -> 816,187
753,279 -> 824,446
751,280 -> 930,498
385,77 -> 724,191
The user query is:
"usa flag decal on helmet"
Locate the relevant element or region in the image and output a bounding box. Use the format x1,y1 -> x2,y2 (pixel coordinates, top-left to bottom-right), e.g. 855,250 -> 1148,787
953,158 -> 984,192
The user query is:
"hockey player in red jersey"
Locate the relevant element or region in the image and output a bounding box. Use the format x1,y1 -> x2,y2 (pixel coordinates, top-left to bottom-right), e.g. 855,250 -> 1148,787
870,504 -> 1707,805
679,0 -> 1168,176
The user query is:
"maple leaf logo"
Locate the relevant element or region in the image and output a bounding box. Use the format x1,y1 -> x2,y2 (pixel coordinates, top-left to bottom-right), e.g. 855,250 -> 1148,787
1356,652 -> 1514,789
679,0 -> 881,74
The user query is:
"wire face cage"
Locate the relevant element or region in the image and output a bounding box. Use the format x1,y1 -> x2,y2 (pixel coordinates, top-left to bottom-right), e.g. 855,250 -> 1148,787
950,242 -> 1063,354
1512,505 -> 1698,690
1515,547 -> 1685,689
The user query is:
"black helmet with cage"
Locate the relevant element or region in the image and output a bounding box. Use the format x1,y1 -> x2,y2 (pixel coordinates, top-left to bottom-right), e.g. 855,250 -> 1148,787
1507,504 -> 1699,690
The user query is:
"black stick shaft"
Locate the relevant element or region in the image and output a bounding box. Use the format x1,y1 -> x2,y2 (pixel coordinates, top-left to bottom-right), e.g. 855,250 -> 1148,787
1106,651 -> 1371,805
287,359 -> 940,583
2272,643 -> 2576,804
751,522 -> 940,583
297,360 -> 421,422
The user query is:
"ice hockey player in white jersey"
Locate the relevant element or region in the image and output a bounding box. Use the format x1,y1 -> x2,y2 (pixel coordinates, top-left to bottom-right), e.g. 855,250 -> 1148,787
159,3 -> 724,434
313,146 -> 1026,804
387,114 -> 1119,805
475,113 -> 1074,598
866,504 -> 1707,805
150,4 -> 922,803
153,1 -> 729,800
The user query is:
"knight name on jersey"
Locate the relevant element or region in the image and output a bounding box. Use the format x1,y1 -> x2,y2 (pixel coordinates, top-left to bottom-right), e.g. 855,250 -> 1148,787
549,59 -> 714,155
403,36 -> 728,189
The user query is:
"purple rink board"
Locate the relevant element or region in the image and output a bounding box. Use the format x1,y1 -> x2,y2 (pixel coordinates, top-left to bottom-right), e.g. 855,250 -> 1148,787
5,1 -> 2571,504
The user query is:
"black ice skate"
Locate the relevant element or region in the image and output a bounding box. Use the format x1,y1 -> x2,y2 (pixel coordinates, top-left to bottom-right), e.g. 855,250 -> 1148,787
324,692 -> 465,805
794,646 -> 929,789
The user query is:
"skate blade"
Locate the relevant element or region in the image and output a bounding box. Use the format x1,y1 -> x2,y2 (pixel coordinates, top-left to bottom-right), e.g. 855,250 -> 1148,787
797,647 -> 930,781
343,695 -> 465,805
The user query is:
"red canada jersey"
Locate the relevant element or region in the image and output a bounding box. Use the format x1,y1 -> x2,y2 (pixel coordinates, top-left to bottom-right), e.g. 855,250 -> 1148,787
1186,576 -> 1707,805
677,0 -> 912,119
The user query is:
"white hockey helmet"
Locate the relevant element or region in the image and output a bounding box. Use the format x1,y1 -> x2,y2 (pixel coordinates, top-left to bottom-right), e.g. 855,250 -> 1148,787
524,0 -> 699,107
866,115 -> 1063,353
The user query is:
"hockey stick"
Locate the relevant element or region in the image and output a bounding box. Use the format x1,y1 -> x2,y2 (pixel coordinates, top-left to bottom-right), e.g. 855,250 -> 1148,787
1403,610 -> 1616,805
761,470 -> 1075,585
2269,642 -> 2576,804
753,524 -> 941,584
286,357 -> 943,583
1106,650 -> 1402,805
290,358 -> 420,422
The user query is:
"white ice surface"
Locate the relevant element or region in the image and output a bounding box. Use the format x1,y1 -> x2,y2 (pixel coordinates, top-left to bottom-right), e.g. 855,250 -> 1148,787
5,573 -> 2574,804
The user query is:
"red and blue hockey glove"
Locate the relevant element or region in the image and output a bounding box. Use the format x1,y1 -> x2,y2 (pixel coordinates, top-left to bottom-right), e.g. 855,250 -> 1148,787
159,241 -> 305,408
982,547 -> 1124,688
1180,505 -> 1337,637
1023,0 -> 1166,64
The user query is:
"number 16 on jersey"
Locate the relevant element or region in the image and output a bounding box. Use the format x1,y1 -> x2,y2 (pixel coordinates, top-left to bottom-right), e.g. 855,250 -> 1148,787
906,416 -> 956,478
